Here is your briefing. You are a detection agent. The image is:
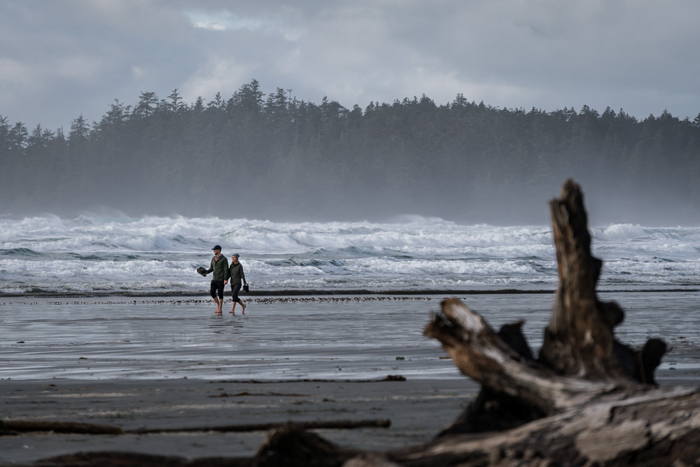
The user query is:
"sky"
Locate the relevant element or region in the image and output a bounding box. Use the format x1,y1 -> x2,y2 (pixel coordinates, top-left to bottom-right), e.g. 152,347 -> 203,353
1,0 -> 699,131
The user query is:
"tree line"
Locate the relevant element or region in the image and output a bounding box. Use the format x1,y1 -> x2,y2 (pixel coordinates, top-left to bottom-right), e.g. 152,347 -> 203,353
1,80 -> 699,223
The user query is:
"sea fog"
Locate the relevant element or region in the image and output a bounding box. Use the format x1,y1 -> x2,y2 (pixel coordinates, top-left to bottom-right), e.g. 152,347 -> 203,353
0,215 -> 698,296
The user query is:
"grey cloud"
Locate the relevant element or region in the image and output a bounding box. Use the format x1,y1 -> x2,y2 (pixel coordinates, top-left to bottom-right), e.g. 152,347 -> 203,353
1,0 -> 698,131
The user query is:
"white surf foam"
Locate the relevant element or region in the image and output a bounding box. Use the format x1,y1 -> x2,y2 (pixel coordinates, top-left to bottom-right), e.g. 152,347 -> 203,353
1,216 -> 698,295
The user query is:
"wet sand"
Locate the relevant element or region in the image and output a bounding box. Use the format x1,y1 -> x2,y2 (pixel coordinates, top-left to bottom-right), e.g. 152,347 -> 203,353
3,292 -> 698,381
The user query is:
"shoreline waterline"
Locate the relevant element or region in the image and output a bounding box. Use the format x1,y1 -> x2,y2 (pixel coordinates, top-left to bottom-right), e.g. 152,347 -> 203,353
1,287 -> 698,299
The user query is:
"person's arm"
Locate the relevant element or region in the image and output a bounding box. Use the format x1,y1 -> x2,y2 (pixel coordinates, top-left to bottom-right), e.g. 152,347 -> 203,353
205,258 -> 214,274
241,265 -> 247,285
224,258 -> 230,284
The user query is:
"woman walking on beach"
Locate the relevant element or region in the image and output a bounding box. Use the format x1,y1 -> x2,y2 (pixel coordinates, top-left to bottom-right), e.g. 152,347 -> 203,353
229,254 -> 248,315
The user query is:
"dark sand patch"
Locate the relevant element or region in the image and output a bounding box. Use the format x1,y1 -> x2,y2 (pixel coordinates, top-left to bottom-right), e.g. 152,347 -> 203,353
0,378 -> 478,463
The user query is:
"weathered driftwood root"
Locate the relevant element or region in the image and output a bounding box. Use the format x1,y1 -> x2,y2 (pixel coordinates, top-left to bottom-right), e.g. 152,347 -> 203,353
426,298 -> 618,416
431,179 -> 668,438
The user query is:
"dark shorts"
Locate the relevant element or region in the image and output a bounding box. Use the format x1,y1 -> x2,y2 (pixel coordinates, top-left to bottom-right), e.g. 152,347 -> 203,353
231,282 -> 242,302
210,280 -> 224,299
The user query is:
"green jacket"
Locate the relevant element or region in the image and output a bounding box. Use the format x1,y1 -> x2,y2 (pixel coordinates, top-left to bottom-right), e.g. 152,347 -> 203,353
206,255 -> 230,281
229,262 -> 247,285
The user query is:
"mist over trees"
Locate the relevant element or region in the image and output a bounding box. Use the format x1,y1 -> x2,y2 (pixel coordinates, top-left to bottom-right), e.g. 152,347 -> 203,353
1,80 -> 699,224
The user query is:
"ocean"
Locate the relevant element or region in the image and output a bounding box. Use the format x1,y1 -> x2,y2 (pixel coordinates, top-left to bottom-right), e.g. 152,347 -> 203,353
1,215 -> 698,296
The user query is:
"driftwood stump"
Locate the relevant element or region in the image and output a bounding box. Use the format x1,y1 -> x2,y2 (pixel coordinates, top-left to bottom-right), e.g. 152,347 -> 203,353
434,179 -> 668,438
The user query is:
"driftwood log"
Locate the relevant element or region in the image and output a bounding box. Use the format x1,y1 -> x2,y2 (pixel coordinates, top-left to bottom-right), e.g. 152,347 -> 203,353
0,419 -> 390,437
10,180 -> 699,467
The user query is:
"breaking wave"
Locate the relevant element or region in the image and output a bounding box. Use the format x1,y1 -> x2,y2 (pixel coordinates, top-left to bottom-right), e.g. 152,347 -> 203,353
1,216 -> 698,295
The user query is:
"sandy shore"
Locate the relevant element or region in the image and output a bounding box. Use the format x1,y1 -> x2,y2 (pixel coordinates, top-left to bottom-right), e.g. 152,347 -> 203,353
2,371 -> 698,465
0,378 -> 479,464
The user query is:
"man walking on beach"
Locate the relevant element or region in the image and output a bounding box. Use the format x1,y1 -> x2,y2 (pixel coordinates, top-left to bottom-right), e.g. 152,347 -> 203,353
204,245 -> 229,314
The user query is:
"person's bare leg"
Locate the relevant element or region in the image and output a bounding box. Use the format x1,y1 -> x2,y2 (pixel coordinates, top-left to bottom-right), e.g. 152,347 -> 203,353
230,301 -> 237,315
241,300 -> 246,315
214,297 -> 222,314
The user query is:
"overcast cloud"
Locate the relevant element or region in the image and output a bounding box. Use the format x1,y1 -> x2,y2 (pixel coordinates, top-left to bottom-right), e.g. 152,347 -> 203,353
1,0 -> 699,130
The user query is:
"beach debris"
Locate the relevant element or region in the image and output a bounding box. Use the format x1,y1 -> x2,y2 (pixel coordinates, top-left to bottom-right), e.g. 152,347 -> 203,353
126,419 -> 391,435
382,375 -> 405,382
252,424 -> 357,467
0,419 -> 18,436
2,420 -> 123,435
15,451 -> 229,467
211,391 -> 311,398
0,418 -> 390,438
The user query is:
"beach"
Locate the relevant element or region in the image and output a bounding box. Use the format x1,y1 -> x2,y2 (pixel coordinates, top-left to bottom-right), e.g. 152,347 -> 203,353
1,291 -> 699,463
0,378 -> 479,463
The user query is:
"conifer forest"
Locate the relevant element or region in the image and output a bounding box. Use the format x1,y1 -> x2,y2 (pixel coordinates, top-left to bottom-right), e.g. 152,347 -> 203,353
2,80 -> 699,224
